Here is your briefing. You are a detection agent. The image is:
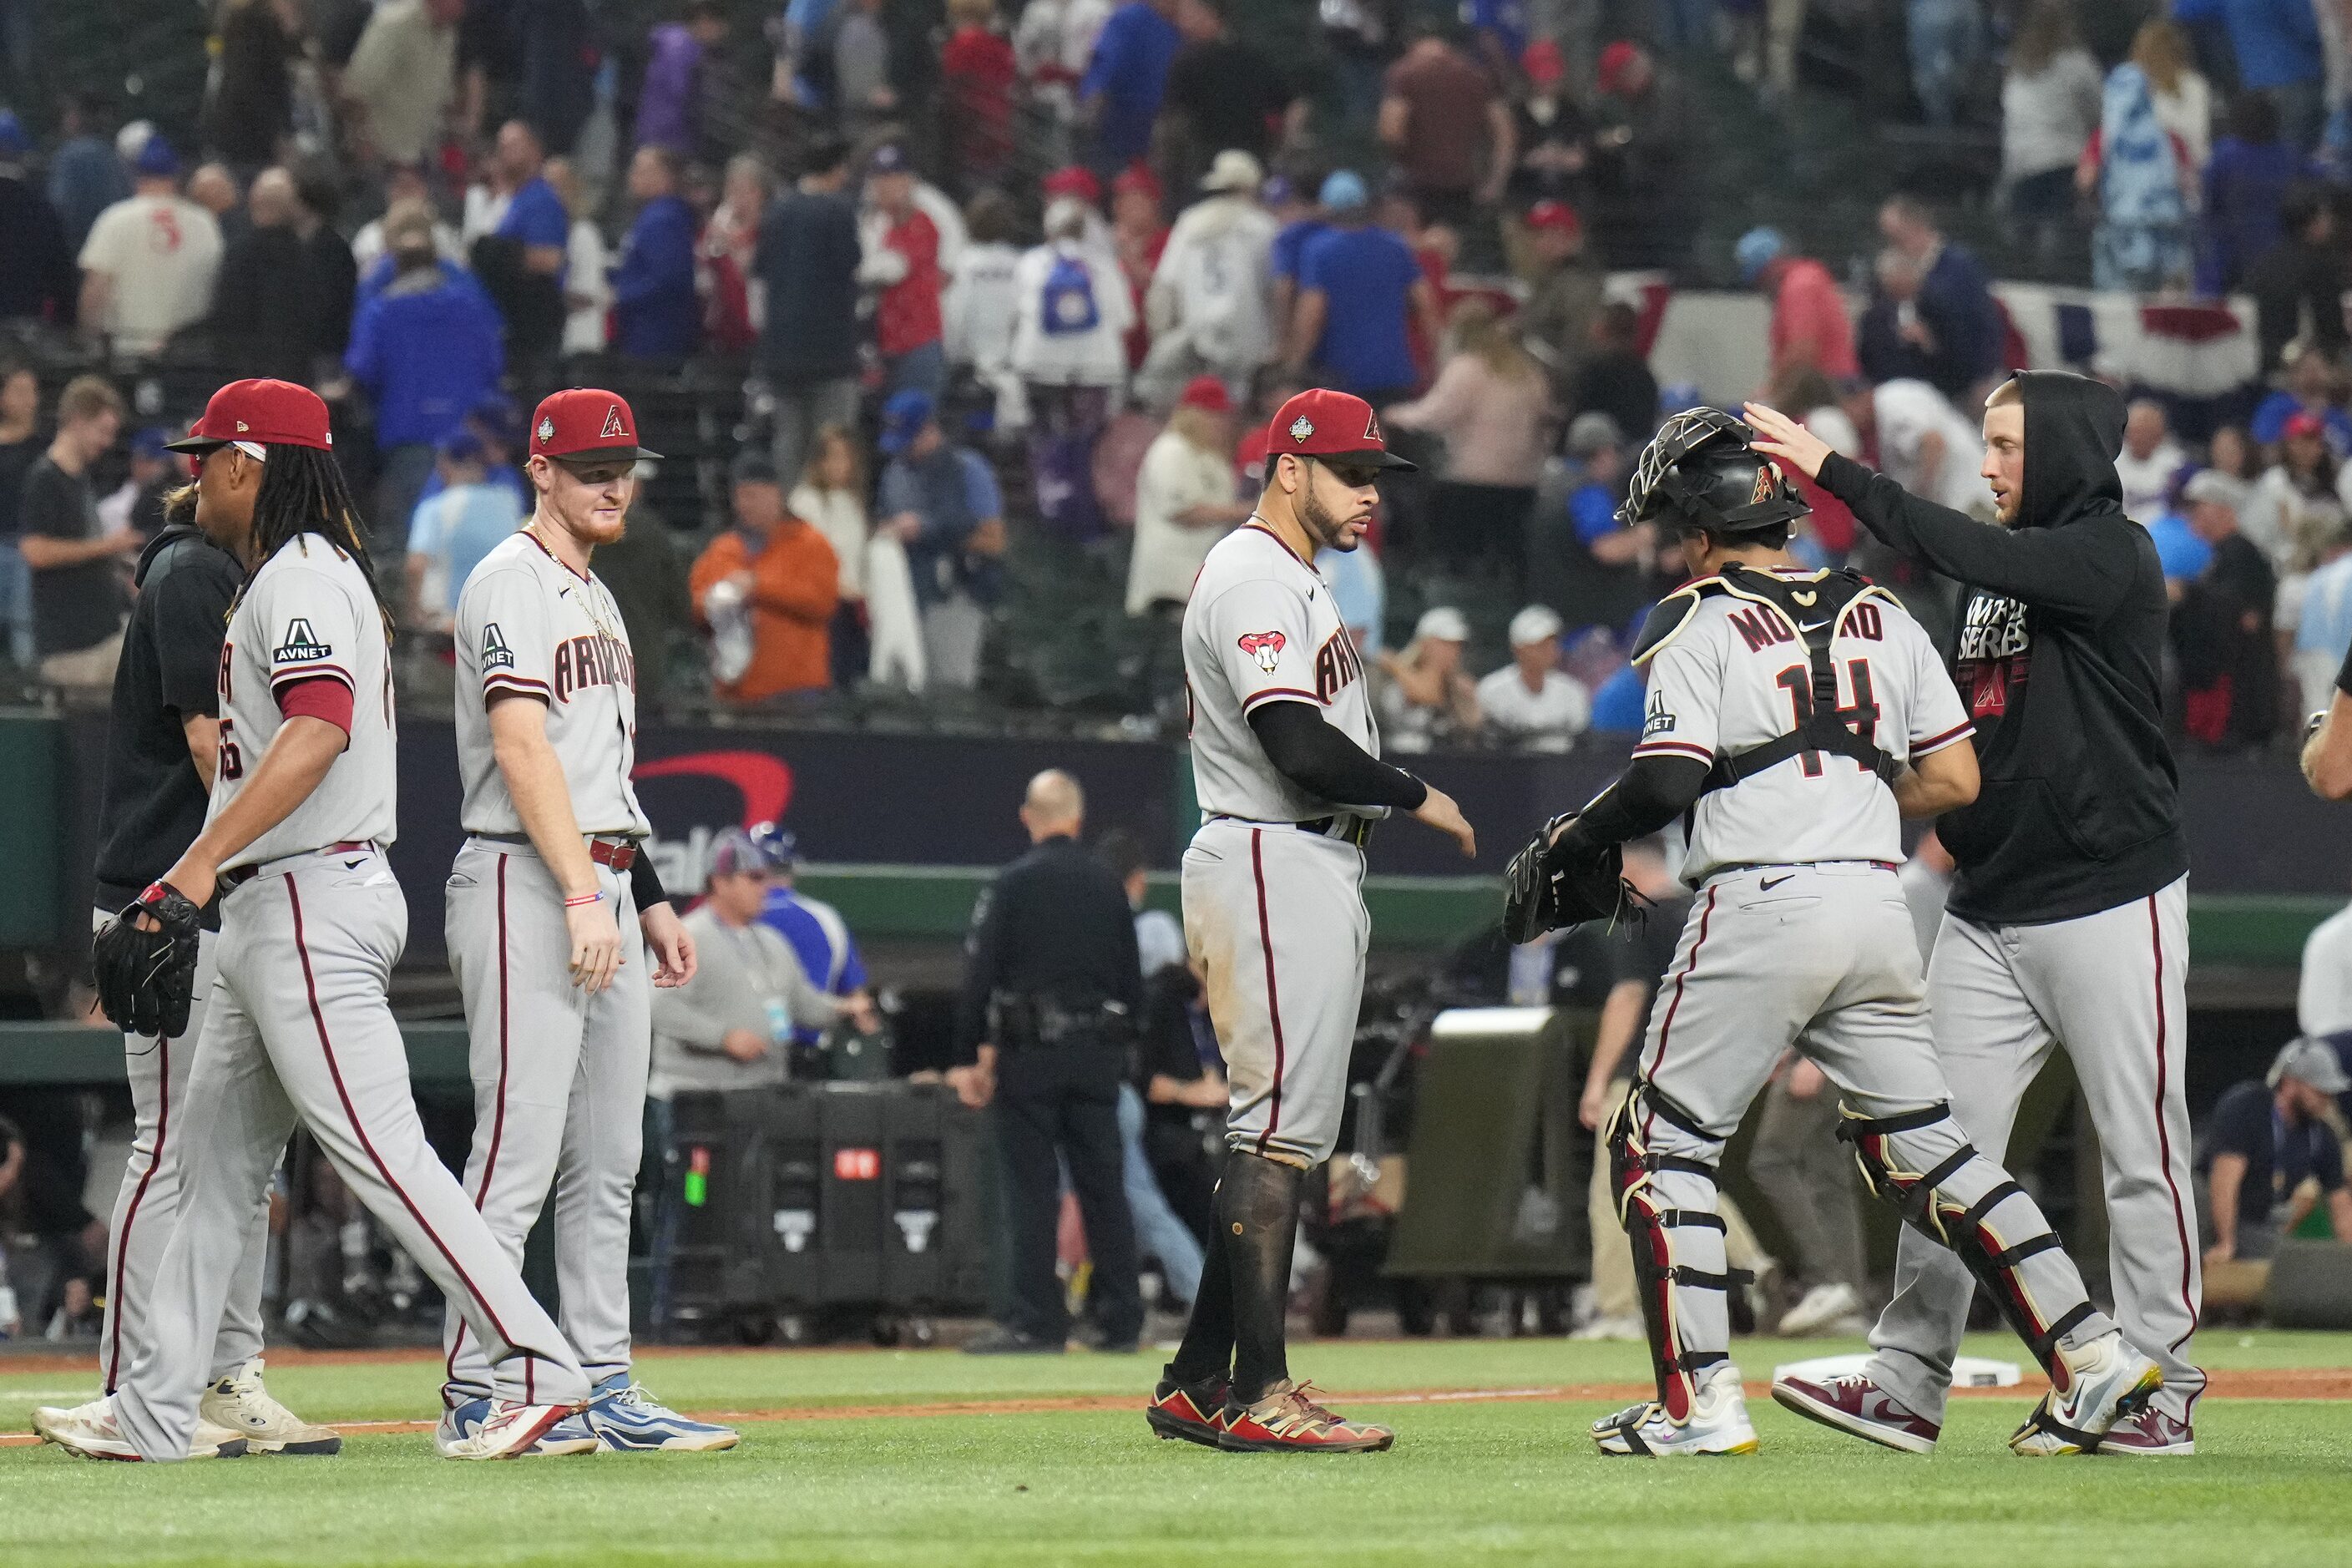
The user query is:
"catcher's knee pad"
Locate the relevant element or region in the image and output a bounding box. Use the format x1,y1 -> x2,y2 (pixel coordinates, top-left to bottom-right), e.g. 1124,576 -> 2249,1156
1838,1102 -> 2095,1372
1606,1082 -> 1742,1422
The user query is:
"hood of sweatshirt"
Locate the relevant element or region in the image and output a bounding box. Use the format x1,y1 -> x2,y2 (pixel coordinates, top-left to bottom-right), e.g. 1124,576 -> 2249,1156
2014,369 -> 2126,531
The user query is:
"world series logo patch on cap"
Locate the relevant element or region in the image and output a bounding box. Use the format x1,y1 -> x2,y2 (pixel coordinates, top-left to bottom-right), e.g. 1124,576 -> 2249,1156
538,416 -> 556,443
1289,416 -> 1314,443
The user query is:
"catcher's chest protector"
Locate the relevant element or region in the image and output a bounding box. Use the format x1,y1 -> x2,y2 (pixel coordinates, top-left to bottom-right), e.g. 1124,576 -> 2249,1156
1634,565 -> 1904,795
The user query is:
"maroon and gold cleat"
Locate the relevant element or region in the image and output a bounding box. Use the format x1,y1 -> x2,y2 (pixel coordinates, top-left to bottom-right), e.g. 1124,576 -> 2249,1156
1146,1374 -> 1232,1448
1770,1371 -> 1940,1454
2094,1405 -> 2195,1456
1216,1380 -> 1394,1454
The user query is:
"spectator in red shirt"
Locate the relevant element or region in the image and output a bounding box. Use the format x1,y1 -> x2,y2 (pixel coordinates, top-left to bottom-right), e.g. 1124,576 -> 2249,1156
859,144 -> 946,396
1378,18 -> 1514,245
699,153 -> 766,355
1736,226 -> 1859,384
942,0 -> 1019,195
1111,164 -> 1166,371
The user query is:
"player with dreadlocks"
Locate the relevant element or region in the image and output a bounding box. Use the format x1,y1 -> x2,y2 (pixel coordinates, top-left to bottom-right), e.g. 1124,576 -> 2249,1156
46,381 -> 594,1463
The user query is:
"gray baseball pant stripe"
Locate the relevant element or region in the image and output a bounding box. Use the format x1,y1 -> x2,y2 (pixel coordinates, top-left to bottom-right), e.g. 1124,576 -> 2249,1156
442,842 -> 649,1404
95,921 -> 273,1394
1865,875 -> 2203,1423
115,857 -> 586,1459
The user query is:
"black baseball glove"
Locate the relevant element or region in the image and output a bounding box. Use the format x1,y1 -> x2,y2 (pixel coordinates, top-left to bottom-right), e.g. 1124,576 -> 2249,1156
1501,813 -> 1637,943
93,881 -> 204,1040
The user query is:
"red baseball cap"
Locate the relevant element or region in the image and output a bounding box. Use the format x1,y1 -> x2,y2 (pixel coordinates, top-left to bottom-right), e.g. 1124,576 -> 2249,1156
1528,199 -> 1581,239
166,378 -> 334,453
1178,374 -> 1232,414
1041,165 -> 1101,205
1265,389 -> 1415,472
529,388 -> 661,464
2285,409 -> 2329,441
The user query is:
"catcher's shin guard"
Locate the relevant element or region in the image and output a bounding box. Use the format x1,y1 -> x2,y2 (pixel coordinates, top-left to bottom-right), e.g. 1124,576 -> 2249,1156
1838,1103 -> 2098,1379
1606,1083 -> 1745,1424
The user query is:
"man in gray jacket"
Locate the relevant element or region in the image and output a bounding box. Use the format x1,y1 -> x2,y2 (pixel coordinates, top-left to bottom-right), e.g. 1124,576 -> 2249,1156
650,830 -> 877,1099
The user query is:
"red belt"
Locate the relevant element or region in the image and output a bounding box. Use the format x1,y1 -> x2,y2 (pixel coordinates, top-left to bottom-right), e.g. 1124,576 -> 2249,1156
589,837 -> 638,872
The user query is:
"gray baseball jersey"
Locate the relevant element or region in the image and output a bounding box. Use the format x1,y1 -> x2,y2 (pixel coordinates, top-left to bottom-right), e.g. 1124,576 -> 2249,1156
1179,524 -> 1377,1167
1633,571 -> 1972,882
454,529 -> 650,837
1183,524 -> 1382,827
114,536 -> 587,1459
442,524 -> 654,1404
212,537 -> 398,867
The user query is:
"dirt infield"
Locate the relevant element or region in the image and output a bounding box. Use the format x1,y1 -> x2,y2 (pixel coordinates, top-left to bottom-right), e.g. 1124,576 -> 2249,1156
5,1358 -> 2349,1447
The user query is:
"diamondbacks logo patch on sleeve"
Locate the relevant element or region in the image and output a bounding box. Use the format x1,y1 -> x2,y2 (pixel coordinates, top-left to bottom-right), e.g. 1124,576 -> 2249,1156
272,617 -> 332,664
481,622 -> 515,670
1237,630 -> 1287,673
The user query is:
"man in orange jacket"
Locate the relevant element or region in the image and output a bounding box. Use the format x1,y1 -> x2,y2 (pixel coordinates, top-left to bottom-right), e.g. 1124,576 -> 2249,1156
690,449 -> 840,701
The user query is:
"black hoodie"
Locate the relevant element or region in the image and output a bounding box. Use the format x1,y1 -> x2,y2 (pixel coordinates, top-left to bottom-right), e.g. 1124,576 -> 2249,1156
92,524 -> 243,919
1817,371 -> 2187,925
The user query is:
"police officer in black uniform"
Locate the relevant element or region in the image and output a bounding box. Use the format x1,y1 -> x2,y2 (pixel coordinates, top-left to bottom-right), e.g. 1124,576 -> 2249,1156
89,474 -> 331,1446
950,769 -> 1146,1354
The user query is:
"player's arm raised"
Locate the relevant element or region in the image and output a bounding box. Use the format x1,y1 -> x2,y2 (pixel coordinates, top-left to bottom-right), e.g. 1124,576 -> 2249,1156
488,695 -> 625,994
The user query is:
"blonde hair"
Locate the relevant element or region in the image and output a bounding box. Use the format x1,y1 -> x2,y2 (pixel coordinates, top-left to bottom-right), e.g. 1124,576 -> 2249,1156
1986,378 -> 2024,411
58,374 -> 124,427
2131,18 -> 2192,96
802,422 -> 866,495
1451,297 -> 1537,383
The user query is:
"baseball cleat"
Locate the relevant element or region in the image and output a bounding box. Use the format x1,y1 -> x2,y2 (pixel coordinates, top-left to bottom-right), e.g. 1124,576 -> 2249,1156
1216,1380 -> 1394,1453
1775,1282 -> 1864,1338
435,1399 -> 594,1460
33,1398 -> 250,1461
2094,1406 -> 2195,1456
1592,1369 -> 1759,1458
202,1357 -> 342,1455
2010,1333 -> 2164,1456
1145,1372 -> 1232,1447
1770,1371 -> 1940,1454
584,1377 -> 740,1452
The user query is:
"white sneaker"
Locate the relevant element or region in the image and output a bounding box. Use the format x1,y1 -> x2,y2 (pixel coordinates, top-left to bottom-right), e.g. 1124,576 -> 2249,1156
434,1401 -> 577,1461
202,1358 -> 342,1455
2010,1332 -> 2163,1456
1592,1366 -> 1759,1457
1777,1282 -> 1864,1337
1569,1314 -> 1648,1342
33,1397 -> 250,1461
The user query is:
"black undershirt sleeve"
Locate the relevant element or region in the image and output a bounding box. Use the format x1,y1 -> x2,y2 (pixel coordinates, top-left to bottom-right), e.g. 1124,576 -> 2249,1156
1247,700 -> 1429,812
2336,633 -> 2352,701
1559,755 -> 1711,852
630,849 -> 669,909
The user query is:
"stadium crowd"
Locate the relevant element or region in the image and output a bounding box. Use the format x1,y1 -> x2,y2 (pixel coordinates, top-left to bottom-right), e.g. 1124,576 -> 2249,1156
3,2 -> 2352,750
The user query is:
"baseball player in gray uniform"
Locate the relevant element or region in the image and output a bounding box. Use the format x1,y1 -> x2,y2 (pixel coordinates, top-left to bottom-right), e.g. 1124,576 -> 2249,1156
1534,410 -> 2161,1459
1750,377 -> 2201,1455
437,390 -> 726,1455
37,380 -> 589,1463
1143,389 -> 1474,1455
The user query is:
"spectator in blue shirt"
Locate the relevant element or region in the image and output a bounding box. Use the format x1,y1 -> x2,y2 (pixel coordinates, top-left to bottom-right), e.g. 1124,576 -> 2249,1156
609,145 -> 701,361
2201,93 -> 2312,293
345,202 -> 505,554
876,389 -> 1006,690
1877,194 -> 2005,404
1265,174 -> 1325,329
2292,505 -> 2352,709
1588,659 -> 1646,732
405,427 -> 524,631
2142,476 -> 2218,594
2173,0 -> 2325,153
1080,0 -> 1182,177
753,826 -> 870,1049
1286,170 -> 1439,402
2248,341 -> 2352,454
412,395 -> 530,517
759,135 -> 865,489
48,92 -> 129,254
476,119 -> 570,361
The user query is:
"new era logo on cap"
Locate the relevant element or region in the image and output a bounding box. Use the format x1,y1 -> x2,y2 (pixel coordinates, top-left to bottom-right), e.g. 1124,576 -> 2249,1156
165,378 -> 335,454
529,388 -> 662,464
1267,390 -> 1416,473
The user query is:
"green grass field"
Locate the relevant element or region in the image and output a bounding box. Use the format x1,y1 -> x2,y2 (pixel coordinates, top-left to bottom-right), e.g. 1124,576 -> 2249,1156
4,1333 -> 2350,1566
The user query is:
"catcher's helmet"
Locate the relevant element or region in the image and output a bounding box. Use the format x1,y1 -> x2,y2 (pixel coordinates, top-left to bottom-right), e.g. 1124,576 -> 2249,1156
1619,407 -> 1809,537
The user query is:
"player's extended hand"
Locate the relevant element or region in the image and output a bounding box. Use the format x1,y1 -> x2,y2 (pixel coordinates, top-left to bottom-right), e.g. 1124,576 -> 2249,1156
1740,402 -> 1833,481
565,893 -> 625,994
640,901 -> 695,988
1412,784 -> 1477,858
1578,1076 -> 1615,1131
842,989 -> 882,1034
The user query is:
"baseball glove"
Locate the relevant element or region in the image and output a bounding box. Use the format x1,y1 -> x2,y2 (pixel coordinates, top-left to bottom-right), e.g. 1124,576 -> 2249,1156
1501,813 -> 1637,943
93,882 -> 203,1040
